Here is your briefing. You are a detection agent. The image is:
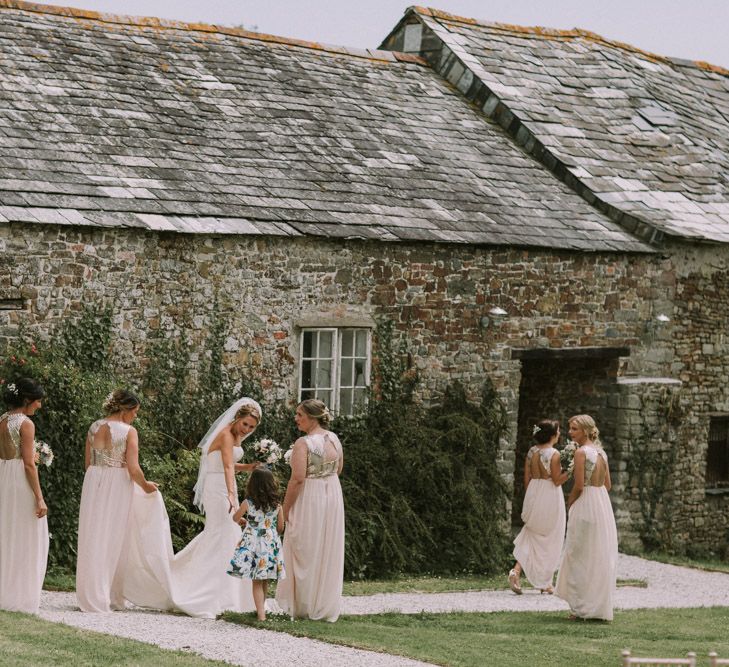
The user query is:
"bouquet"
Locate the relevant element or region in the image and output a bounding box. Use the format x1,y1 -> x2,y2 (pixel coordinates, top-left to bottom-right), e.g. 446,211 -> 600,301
34,440 -> 54,467
251,438 -> 283,466
560,441 -> 577,477
284,447 -> 294,466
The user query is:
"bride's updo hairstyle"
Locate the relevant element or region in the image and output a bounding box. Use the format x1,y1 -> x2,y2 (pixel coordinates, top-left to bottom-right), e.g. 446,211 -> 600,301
234,403 -> 261,424
532,419 -> 559,445
568,414 -> 601,447
3,377 -> 45,409
103,389 -> 140,415
298,399 -> 331,427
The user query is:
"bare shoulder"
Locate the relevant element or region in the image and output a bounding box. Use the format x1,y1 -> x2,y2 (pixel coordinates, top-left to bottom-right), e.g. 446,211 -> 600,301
215,428 -> 235,448
19,417 -> 35,435
293,436 -> 308,449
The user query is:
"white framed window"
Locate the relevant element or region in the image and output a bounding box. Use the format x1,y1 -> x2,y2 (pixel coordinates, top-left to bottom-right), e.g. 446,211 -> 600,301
298,328 -> 371,416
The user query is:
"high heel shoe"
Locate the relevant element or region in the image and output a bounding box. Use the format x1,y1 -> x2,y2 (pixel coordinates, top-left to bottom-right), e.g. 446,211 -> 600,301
540,586 -> 554,595
508,569 -> 522,595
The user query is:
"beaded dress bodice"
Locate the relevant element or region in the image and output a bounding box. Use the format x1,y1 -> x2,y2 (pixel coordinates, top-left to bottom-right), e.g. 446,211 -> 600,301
0,412 -> 27,459
88,419 -> 131,468
526,445 -> 557,479
304,432 -> 341,478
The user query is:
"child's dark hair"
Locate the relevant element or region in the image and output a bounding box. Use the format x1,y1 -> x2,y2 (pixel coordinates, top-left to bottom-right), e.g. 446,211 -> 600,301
533,419 -> 559,445
245,467 -> 280,513
3,377 -> 45,409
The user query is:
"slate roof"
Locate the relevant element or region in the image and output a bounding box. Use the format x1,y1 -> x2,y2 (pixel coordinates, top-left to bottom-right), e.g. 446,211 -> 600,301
0,1 -> 650,251
383,7 -> 729,243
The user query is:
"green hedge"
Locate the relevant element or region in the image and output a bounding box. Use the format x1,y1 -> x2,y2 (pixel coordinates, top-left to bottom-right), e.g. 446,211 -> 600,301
1,311 -> 510,577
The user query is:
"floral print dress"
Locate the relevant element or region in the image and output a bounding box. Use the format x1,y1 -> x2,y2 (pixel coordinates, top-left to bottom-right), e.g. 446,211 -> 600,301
228,500 -> 285,580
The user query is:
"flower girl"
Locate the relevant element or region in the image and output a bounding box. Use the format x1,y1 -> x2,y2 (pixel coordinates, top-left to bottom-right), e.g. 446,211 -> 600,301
509,419 -> 569,594
228,467 -> 285,620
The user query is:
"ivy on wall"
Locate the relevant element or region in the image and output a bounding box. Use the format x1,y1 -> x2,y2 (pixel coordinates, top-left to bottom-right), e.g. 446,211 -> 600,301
1,309 -> 511,577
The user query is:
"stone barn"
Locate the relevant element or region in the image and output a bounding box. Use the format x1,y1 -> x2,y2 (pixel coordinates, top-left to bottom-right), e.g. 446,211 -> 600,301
1,1 -> 728,553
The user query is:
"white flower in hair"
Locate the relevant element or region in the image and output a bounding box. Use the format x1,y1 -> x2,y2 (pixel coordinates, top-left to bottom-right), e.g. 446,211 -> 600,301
532,424 -> 541,435
6,383 -> 17,395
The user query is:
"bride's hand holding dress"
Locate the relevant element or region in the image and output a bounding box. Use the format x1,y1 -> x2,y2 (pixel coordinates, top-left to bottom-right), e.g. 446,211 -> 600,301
121,397 -> 261,618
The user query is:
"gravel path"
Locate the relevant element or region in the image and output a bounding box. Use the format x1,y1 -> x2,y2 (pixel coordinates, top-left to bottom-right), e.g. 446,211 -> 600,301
38,554 -> 729,667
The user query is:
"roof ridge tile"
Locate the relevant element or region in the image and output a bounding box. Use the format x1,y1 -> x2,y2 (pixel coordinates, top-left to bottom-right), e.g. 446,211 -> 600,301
410,5 -> 729,77
0,0 -> 427,65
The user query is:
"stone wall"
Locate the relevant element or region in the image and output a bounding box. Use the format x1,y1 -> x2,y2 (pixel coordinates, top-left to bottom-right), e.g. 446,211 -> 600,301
2,222 -> 729,551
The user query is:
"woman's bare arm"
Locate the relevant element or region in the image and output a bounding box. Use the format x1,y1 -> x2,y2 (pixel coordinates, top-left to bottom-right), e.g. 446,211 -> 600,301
566,449 -> 586,509
125,428 -> 157,494
19,420 -> 47,518
218,432 -> 238,512
550,451 -> 569,487
282,438 -> 307,521
523,451 -> 532,491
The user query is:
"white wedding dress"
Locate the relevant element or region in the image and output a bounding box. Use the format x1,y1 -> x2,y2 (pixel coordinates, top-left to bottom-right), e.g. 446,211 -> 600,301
121,446 -> 255,617
0,413 -> 49,614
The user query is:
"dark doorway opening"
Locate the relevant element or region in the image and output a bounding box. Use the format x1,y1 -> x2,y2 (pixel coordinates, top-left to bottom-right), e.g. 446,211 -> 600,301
511,347 -> 627,525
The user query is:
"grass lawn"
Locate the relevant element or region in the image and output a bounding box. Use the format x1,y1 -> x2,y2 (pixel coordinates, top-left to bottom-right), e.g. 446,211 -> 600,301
635,551 -> 729,575
0,610 -> 229,667
224,607 -> 729,667
41,568 -> 645,595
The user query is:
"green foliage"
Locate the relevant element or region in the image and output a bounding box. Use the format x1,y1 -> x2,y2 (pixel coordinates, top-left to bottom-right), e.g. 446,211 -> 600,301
333,321 -> 511,579
1,317 -> 118,569
3,310 -> 510,579
139,449 -> 205,551
625,387 -> 682,552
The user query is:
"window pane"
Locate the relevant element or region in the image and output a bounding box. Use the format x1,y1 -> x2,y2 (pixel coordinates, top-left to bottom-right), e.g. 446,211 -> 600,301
303,331 -> 314,358
355,329 -> 368,357
340,358 -> 354,387
318,330 -> 333,358
339,388 -> 353,416
301,388 -> 315,400
341,330 -> 354,357
301,360 -> 313,389
353,388 -> 367,411
707,417 -> 729,486
316,389 -> 332,407
354,359 -> 366,387
316,360 -> 332,388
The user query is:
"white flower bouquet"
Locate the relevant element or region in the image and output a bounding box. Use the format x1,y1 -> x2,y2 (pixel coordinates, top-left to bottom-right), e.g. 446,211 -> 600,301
251,438 -> 283,465
283,447 -> 294,466
34,440 -> 54,467
560,441 -> 577,477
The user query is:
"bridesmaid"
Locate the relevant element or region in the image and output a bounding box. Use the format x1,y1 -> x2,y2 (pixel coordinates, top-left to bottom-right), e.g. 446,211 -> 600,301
76,389 -> 157,612
555,414 -> 618,621
509,419 -> 568,595
276,399 -> 344,622
0,378 -> 49,613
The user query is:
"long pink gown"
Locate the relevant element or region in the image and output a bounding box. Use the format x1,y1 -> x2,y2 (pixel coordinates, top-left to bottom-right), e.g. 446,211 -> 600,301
555,445 -> 618,620
0,413 -> 48,613
76,419 -> 135,612
513,445 -> 566,590
276,432 -> 345,622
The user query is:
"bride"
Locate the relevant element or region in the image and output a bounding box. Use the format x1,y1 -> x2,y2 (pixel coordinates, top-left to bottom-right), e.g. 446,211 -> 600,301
120,398 -> 261,617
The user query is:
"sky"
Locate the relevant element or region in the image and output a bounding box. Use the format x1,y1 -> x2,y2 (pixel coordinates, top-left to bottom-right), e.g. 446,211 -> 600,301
27,0 -> 729,68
